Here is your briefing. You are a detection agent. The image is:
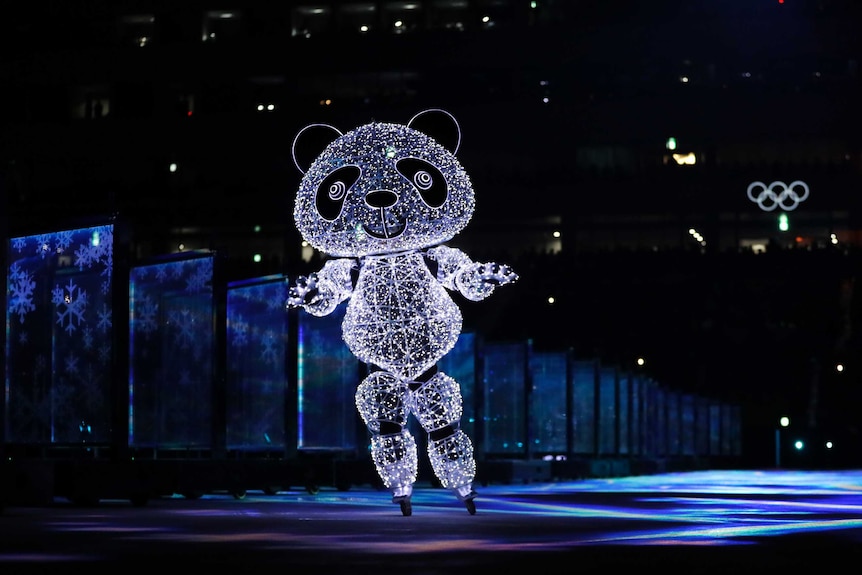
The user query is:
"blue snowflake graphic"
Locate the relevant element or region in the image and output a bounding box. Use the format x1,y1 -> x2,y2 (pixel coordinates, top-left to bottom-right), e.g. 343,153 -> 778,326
169,308 -> 197,350
185,258 -> 213,293
134,295 -> 159,335
54,230 -> 75,254
52,279 -> 89,335
34,234 -> 53,258
260,329 -> 279,365
96,303 -> 112,333
64,353 -> 80,375
230,313 -> 249,347
98,344 -> 111,365
82,326 -> 94,350
8,262 -> 36,323
73,225 -> 113,289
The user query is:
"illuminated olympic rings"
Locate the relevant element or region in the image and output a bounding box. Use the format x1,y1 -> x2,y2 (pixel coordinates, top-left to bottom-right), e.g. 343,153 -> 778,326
747,180 -> 809,212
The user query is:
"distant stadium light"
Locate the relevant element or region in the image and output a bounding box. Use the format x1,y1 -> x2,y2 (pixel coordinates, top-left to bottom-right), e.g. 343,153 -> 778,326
672,152 -> 696,165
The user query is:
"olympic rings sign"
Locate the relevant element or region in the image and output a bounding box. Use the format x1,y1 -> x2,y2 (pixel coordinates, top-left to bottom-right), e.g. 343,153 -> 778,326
747,180 -> 809,212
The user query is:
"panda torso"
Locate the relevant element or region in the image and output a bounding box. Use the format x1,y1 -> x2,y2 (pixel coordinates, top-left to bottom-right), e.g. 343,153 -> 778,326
342,251 -> 461,380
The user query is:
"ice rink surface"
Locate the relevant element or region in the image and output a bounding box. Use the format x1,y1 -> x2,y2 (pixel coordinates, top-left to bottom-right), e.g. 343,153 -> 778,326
2,469 -> 861,574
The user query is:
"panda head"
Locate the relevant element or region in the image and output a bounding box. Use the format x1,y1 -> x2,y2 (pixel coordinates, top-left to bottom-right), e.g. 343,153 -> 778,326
291,109 -> 475,258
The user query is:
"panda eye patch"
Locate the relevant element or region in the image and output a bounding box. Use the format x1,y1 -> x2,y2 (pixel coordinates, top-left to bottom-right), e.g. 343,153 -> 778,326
396,158 -> 447,208
316,165 -> 360,221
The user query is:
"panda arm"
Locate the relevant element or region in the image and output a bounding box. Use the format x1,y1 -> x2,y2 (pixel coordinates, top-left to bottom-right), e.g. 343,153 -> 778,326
286,257 -> 357,316
426,246 -> 518,302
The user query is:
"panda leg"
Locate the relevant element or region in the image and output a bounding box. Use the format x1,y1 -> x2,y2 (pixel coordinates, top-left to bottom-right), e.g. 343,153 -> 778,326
409,368 -> 478,513
355,368 -> 417,511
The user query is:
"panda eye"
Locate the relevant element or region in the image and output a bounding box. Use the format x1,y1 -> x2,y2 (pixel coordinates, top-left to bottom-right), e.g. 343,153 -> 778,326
316,166 -> 360,221
329,181 -> 347,200
413,170 -> 433,190
396,158 -> 447,208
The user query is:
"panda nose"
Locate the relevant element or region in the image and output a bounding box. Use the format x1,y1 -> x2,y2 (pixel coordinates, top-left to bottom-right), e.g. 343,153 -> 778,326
365,190 -> 398,208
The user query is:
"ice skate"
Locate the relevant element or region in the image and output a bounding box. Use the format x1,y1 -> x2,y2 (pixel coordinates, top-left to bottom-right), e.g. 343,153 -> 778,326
392,485 -> 413,516
395,495 -> 412,516
455,484 -> 478,515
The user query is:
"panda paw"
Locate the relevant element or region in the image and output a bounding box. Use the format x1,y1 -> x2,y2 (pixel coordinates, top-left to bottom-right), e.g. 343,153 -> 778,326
286,274 -> 321,308
478,263 -> 518,286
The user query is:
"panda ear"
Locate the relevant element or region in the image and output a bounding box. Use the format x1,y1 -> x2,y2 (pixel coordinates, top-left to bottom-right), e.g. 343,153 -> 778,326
291,123 -> 343,174
407,109 -> 461,154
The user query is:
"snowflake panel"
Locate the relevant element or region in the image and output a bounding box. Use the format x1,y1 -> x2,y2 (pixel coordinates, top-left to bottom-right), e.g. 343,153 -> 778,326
5,224 -> 114,443
226,275 -> 289,450
129,253 -> 215,448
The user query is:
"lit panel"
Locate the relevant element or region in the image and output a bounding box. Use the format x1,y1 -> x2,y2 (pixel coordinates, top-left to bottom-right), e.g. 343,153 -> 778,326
226,275 -> 289,450
128,252 -> 214,448
5,224 -> 114,443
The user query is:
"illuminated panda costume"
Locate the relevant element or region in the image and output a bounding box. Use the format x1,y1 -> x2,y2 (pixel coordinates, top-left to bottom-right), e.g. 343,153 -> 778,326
287,109 -> 518,515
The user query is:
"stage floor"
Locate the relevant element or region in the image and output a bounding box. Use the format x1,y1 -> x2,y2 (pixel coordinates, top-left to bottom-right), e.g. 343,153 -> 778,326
2,469 -> 861,573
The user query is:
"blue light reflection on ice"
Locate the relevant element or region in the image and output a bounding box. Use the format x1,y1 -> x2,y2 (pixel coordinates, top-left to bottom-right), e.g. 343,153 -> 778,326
12,469 -> 862,560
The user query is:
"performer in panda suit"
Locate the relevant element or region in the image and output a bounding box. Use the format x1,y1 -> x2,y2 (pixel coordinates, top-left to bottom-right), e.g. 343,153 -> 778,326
287,109 -> 518,515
